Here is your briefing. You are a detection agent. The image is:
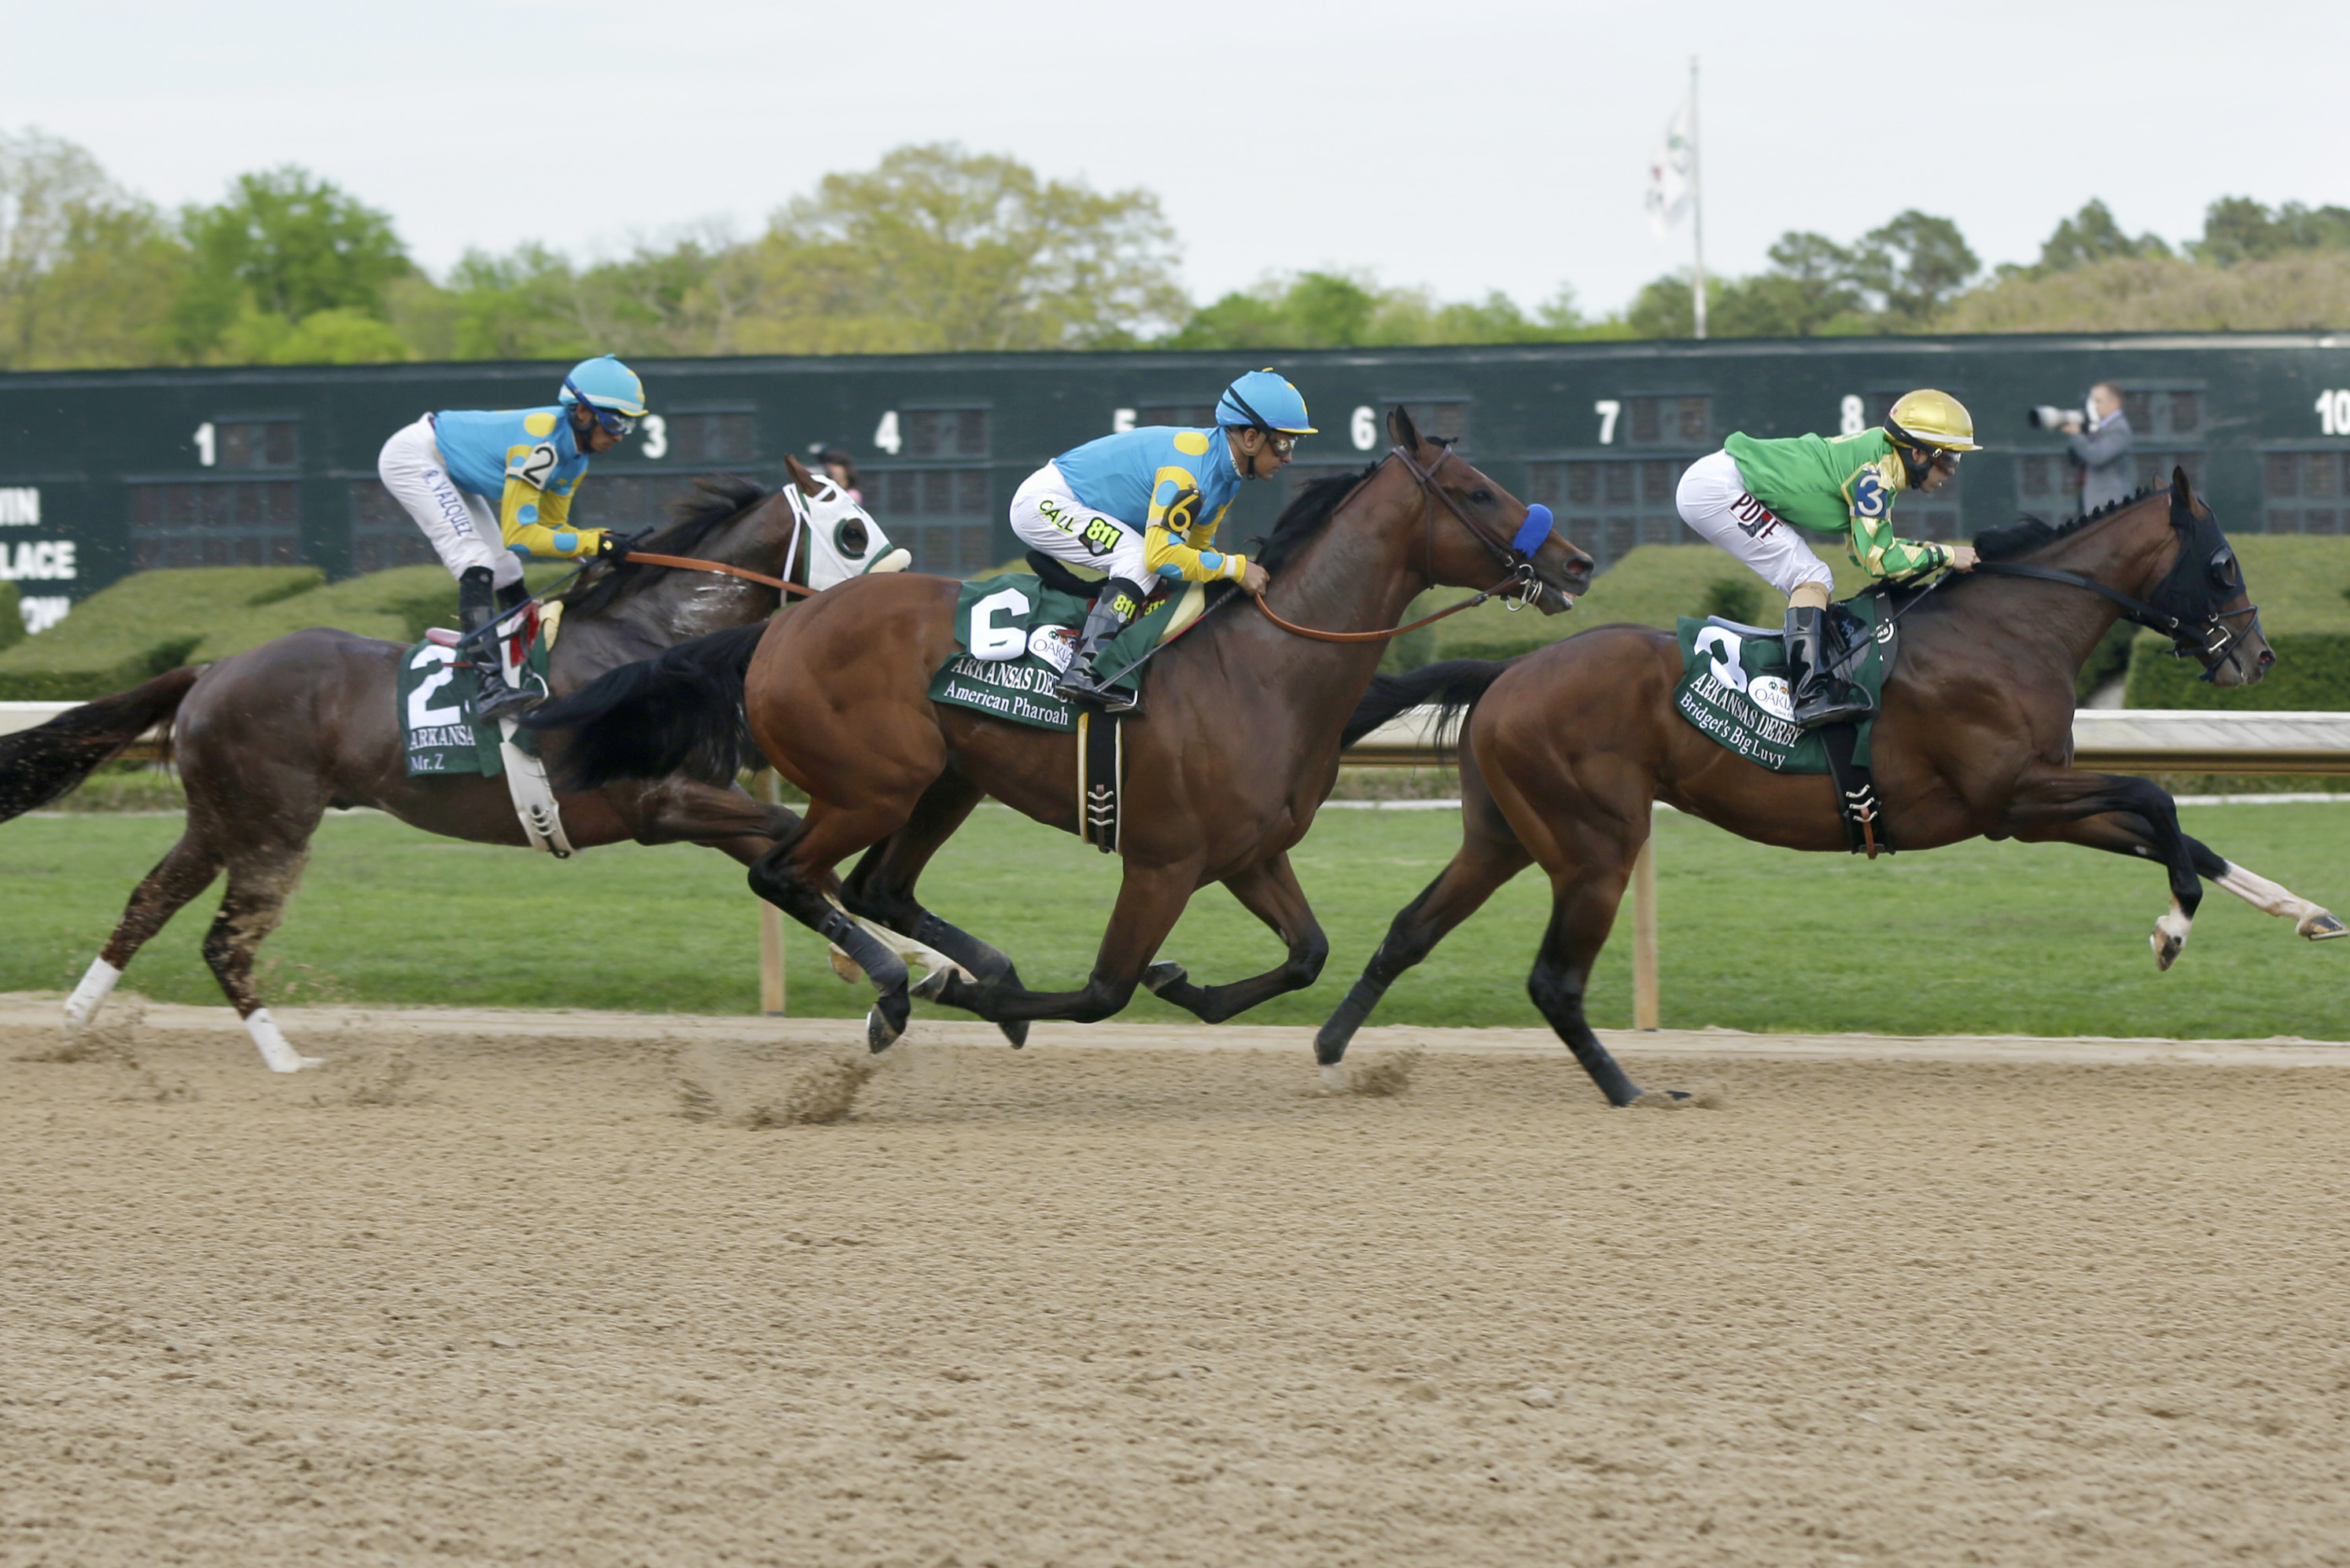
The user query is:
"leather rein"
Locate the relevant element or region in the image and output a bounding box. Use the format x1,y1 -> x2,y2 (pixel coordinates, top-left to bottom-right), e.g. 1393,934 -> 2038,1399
618,550 -> 816,597
1250,444 -> 1556,644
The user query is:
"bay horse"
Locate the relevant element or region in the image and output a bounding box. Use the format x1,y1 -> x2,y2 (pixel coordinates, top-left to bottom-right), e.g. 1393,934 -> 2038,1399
0,458 -> 897,1070
1324,468 -> 2342,1105
529,407 -> 1593,1049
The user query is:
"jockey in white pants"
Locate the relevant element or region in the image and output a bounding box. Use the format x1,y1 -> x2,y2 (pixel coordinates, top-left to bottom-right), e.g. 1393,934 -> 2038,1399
1675,388 -> 1982,727
1007,369 -> 1315,709
376,355 -> 648,719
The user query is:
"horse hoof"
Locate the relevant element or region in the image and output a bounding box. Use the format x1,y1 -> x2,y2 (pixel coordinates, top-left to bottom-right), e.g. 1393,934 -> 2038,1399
998,1020 -> 1030,1050
1318,1062 -> 1346,1094
1142,961 -> 1187,996
2149,929 -> 2182,970
910,966 -> 952,1002
866,988 -> 910,1054
2301,910 -> 2348,940
827,946 -> 863,984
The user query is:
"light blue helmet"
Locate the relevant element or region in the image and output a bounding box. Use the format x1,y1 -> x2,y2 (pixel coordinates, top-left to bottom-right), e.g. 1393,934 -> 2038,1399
1215,369 -> 1317,436
558,355 -> 649,421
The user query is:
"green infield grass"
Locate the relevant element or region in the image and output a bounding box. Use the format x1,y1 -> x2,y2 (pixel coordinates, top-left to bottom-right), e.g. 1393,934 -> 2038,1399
1,803 -> 2344,1039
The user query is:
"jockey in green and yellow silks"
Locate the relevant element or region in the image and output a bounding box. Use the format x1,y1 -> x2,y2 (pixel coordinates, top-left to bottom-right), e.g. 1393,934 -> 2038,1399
1677,388 -> 1982,727
1009,369 -> 1316,709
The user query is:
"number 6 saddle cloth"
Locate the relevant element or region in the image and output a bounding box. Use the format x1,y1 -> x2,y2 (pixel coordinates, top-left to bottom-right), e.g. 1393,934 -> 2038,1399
926,571 -> 1214,734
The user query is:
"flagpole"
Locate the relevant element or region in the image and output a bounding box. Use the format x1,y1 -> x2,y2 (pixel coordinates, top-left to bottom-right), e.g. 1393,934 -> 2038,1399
1689,54 -> 1707,340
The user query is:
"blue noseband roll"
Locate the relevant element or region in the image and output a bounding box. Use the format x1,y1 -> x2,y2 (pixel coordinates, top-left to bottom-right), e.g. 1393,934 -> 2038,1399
1510,504 -> 1554,557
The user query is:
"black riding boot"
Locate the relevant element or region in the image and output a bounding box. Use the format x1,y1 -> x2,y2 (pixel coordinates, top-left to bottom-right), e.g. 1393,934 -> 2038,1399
1053,576 -> 1148,712
459,567 -> 533,723
1784,605 -> 1872,729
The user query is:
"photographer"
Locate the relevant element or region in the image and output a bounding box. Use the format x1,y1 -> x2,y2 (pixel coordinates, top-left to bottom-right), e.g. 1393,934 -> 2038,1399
2053,383 -> 2134,514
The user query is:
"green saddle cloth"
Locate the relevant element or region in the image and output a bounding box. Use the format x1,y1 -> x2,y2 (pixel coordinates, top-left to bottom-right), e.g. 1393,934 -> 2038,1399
396,631 -> 551,778
1670,597 -> 1894,774
927,574 -> 1205,733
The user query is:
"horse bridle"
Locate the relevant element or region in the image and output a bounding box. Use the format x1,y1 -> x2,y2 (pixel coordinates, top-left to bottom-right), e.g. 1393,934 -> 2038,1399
1971,495 -> 2260,681
1247,443 -> 1568,644
1387,441 -> 1558,605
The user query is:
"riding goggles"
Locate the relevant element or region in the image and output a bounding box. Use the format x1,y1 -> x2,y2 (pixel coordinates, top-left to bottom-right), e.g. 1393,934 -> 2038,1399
563,377 -> 639,439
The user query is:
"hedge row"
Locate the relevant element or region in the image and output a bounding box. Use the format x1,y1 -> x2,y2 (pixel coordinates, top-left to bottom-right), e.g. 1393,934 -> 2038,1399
0,580 -> 20,653
0,567 -> 322,700
2126,631 -> 2350,708
0,563 -> 584,700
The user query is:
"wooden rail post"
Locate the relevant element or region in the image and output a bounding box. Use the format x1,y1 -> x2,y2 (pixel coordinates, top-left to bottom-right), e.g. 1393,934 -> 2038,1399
1631,806 -> 1659,1031
757,769 -> 786,1016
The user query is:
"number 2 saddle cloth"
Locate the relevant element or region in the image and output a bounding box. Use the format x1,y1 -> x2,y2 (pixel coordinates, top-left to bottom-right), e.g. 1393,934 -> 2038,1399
395,611 -> 554,778
1670,594 -> 1899,775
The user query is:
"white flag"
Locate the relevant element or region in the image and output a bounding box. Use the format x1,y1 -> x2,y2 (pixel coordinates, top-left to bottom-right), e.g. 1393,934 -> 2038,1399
1645,97 -> 1693,239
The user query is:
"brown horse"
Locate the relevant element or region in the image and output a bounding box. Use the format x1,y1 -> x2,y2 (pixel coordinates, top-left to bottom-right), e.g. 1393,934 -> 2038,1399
531,407 -> 1593,1049
1322,469 -> 2342,1105
0,458 -> 893,1069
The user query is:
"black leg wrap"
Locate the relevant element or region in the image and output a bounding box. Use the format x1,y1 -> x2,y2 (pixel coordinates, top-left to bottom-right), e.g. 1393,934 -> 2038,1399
816,908 -> 910,1051
1315,977 -> 1387,1066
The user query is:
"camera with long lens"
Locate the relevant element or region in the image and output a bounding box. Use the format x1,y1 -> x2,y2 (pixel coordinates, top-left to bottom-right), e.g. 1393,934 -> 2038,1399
2028,405 -> 2086,430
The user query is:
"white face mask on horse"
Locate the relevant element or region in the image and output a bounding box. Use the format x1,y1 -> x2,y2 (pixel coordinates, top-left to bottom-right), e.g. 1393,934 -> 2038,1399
784,477 -> 912,590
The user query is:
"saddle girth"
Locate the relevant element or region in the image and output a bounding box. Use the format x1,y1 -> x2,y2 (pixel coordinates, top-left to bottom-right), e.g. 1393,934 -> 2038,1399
1077,709 -> 1124,854
1818,722 -> 1888,859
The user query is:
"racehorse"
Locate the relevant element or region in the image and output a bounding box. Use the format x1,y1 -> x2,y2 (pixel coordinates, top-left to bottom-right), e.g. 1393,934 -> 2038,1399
0,458 -> 897,1069
1322,468 -> 2342,1106
528,407 -> 1593,1049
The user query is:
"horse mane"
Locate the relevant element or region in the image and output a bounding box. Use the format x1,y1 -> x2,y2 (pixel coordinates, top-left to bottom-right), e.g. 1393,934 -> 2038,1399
559,473 -> 772,618
1971,485 -> 2161,562
1250,462 -> 1383,572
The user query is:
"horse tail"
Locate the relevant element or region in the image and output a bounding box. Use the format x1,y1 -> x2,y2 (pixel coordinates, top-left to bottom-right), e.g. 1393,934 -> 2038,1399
1341,658 -> 1515,756
523,620 -> 768,790
0,665 -> 202,823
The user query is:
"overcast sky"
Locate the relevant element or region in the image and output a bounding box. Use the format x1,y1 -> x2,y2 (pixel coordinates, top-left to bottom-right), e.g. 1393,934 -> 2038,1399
6,0 -> 2344,319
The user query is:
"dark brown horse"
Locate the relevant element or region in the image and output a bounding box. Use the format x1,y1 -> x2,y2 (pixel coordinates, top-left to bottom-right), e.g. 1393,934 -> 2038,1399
532,408 -> 1593,1049
1323,469 -> 2341,1105
0,458 -> 893,1070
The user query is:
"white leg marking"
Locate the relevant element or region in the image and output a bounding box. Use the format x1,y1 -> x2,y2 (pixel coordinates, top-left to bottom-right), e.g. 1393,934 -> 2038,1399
2217,859 -> 2324,922
246,1008 -> 324,1073
2151,895 -> 2193,968
850,914 -> 974,985
63,957 -> 122,1032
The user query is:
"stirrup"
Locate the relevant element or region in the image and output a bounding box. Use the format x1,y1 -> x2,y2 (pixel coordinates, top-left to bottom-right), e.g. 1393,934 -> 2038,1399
1055,664 -> 1137,712
1792,683 -> 1871,729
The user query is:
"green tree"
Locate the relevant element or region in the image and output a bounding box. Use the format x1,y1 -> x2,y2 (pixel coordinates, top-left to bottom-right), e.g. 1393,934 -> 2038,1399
753,143 -> 1185,351
177,167 -> 411,358
1846,210 -> 1980,318
0,129 -> 193,369
1167,271 -> 1606,349
2032,199 -> 2170,273
2192,197 -> 2350,266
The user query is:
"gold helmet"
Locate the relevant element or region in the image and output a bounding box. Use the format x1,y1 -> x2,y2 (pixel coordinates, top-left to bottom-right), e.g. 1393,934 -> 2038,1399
1884,388 -> 1981,451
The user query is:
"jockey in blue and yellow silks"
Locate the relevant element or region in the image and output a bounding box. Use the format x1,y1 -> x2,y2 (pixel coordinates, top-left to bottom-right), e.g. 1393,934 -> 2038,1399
376,354 -> 649,718
1010,369 -> 1316,708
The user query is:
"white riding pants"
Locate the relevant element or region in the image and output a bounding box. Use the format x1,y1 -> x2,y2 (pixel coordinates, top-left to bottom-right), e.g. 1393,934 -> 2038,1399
378,414 -> 525,590
1674,448 -> 1834,598
1008,462 -> 1150,584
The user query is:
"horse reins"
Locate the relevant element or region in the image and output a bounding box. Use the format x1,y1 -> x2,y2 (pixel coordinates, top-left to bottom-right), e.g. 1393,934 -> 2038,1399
619,550 -> 816,598
1249,444 -> 1560,644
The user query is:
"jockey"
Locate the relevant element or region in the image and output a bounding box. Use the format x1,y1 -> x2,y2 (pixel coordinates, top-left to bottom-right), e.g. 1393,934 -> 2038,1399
375,354 -> 648,719
1674,388 -> 1981,728
1008,369 -> 1316,709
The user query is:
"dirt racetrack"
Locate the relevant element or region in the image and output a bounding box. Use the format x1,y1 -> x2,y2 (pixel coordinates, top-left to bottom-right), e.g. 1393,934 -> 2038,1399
4,998 -> 2348,1568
